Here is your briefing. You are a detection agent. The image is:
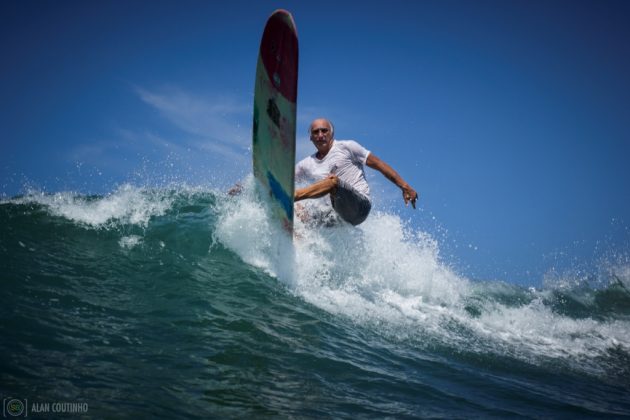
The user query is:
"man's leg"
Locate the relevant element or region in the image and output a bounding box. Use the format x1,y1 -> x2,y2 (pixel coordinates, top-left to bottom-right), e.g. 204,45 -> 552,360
295,175 -> 338,202
330,179 -> 372,225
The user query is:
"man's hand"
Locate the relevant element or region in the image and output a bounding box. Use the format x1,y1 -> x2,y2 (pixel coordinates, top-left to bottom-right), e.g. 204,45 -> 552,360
227,183 -> 243,196
402,185 -> 418,209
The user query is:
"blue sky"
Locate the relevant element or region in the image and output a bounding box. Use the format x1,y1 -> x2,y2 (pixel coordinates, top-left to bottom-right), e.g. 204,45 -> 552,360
2,0 -> 629,284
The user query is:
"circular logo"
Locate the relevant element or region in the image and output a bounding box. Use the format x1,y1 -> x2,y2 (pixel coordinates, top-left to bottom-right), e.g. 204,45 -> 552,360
6,399 -> 24,417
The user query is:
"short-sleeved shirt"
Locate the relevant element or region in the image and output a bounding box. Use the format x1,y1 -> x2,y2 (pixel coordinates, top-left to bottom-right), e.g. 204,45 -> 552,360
295,140 -> 372,225
295,140 -> 371,201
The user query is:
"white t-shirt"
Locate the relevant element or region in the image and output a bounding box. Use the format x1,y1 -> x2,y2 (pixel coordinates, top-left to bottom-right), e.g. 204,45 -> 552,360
295,140 -> 371,200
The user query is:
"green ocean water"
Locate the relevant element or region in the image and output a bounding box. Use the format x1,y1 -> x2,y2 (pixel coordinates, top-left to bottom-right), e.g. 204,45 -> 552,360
1,183 -> 629,418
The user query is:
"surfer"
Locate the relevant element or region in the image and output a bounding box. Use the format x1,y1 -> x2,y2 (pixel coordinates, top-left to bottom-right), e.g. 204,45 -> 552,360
295,118 -> 418,226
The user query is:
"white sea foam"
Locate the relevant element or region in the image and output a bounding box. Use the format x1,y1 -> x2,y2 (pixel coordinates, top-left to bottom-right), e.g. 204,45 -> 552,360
14,184 -> 174,228
469,298 -> 627,362
119,235 -> 143,249
214,175 -> 294,282
214,179 -> 630,374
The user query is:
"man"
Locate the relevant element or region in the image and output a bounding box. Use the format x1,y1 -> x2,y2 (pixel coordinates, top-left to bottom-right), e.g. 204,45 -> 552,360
295,118 -> 418,226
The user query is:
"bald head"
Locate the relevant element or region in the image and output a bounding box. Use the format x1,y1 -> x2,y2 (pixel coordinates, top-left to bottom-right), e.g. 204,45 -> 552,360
309,118 -> 334,138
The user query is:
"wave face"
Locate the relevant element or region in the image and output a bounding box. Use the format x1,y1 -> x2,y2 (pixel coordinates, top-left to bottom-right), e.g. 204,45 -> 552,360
1,181 -> 629,418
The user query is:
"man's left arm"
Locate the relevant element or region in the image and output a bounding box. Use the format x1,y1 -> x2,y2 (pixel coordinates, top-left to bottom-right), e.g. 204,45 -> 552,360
366,153 -> 419,209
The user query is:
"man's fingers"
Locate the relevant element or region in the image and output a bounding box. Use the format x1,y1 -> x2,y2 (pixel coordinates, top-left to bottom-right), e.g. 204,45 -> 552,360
408,192 -> 418,209
403,190 -> 417,206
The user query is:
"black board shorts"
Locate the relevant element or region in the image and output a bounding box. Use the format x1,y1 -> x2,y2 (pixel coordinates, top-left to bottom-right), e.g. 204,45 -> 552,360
331,179 -> 372,226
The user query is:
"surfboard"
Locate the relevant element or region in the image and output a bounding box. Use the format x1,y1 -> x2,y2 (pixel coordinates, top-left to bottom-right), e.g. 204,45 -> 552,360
252,9 -> 298,236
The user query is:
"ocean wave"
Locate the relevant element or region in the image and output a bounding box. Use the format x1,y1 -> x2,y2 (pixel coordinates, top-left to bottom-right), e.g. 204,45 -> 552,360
3,184 -> 216,229
2,180 -> 629,380
214,178 -> 630,378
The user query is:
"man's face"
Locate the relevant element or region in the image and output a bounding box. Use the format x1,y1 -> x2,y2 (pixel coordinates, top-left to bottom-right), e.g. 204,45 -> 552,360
310,119 -> 333,152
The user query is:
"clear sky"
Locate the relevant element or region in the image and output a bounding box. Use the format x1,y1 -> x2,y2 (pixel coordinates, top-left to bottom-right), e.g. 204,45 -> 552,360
2,0 -> 629,284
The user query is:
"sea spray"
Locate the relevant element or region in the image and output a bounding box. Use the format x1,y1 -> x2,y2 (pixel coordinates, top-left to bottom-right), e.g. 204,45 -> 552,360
213,179 -> 630,378
214,176 -> 295,284
11,184 -> 175,229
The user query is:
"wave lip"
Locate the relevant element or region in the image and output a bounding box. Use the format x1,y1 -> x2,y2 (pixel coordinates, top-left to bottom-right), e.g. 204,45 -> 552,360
5,184 -> 204,229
